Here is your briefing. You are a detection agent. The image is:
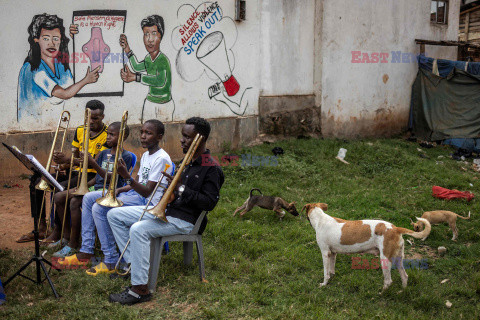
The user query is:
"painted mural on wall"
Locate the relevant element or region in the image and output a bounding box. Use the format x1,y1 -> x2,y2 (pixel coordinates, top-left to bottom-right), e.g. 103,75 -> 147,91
16,3 -> 251,126
120,15 -> 175,123
71,10 -> 127,97
17,13 -> 99,121
171,1 -> 252,116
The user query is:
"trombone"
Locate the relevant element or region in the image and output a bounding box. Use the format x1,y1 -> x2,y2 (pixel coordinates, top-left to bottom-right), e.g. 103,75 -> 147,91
114,133 -> 202,275
59,147 -> 76,247
36,111 -> 70,234
96,111 -> 128,207
114,163 -> 171,275
36,111 -> 71,191
147,133 -> 203,222
72,108 -> 92,196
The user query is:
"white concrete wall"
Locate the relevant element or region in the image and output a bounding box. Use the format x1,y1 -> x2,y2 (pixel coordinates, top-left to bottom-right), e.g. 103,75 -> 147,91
321,0 -> 461,137
0,0 -> 463,138
260,0 -> 315,96
0,0 -> 260,133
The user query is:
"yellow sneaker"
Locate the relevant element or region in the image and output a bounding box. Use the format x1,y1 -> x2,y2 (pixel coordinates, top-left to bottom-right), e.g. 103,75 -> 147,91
86,262 -> 115,276
57,254 -> 89,266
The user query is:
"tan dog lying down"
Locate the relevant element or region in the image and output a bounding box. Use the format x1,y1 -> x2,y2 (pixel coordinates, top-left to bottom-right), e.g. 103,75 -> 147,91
303,203 -> 431,290
412,210 -> 471,241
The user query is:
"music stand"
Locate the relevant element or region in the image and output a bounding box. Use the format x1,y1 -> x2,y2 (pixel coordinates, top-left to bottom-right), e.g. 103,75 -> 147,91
2,143 -> 61,298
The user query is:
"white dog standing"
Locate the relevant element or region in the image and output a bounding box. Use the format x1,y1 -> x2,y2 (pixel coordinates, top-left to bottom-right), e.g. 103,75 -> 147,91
303,203 -> 431,290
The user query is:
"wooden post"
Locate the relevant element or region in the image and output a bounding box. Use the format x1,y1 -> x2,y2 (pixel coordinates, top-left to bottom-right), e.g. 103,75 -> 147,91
466,12 -> 470,42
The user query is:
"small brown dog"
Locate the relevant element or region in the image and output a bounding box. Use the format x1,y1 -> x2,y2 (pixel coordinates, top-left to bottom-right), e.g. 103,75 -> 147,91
233,188 -> 299,218
412,210 -> 471,241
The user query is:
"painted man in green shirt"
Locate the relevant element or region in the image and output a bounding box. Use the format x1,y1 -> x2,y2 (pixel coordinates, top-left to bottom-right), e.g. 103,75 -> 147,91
120,15 -> 175,123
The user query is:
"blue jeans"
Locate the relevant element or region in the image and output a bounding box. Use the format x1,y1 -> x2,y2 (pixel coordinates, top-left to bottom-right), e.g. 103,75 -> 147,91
80,189 -> 147,265
107,206 -> 193,285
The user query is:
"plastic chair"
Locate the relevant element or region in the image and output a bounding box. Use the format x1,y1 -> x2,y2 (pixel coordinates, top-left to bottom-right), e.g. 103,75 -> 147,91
128,151 -> 137,175
147,211 -> 208,293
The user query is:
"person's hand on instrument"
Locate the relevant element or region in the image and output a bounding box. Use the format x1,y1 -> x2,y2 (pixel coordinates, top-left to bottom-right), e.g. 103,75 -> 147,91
162,171 -> 180,193
86,152 -> 96,167
117,158 -> 129,179
53,151 -> 68,164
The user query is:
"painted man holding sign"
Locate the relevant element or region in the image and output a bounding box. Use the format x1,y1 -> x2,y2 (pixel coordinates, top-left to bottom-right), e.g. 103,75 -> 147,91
120,15 -> 175,123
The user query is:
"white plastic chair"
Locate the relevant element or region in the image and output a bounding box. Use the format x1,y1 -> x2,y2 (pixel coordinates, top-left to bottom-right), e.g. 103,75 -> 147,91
147,211 -> 208,293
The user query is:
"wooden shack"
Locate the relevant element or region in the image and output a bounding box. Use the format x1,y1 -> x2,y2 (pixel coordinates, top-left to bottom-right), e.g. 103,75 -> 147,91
459,0 -> 480,60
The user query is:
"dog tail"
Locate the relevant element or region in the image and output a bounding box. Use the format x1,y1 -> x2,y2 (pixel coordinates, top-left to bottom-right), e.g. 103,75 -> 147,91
456,211 -> 471,220
250,188 -> 263,197
398,218 -> 431,239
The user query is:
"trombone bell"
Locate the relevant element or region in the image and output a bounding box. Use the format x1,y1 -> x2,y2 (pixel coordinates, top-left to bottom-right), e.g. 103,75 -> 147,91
36,179 -> 52,192
95,111 -> 128,208
95,195 -> 124,208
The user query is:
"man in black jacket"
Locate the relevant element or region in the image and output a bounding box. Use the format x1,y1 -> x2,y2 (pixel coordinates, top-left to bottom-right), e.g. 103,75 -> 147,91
107,117 -> 224,305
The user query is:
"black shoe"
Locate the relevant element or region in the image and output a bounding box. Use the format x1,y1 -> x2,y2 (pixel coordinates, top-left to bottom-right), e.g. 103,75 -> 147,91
109,286 -> 151,305
109,271 -> 130,280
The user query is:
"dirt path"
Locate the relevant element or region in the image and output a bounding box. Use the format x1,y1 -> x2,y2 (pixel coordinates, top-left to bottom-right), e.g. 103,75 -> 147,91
0,178 -> 37,251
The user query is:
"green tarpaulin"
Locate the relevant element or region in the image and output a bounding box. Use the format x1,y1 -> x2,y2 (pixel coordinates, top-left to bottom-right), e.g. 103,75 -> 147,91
411,67 -> 480,141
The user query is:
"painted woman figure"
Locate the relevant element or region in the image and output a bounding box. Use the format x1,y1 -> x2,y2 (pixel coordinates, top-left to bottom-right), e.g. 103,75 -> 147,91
17,13 -> 99,121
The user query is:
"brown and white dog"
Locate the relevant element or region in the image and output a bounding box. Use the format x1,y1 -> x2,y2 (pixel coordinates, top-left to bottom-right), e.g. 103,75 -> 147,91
411,210 -> 471,241
303,203 -> 431,290
233,188 -> 299,219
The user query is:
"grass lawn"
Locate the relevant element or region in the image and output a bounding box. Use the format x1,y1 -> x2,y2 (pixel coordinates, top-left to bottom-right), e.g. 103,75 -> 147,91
1,137 -> 479,319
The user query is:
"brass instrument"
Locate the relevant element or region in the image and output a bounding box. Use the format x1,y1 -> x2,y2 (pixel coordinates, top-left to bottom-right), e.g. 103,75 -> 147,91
35,111 -> 70,234
96,111 -> 129,207
59,148 -> 76,246
72,108 -> 92,196
36,111 -> 71,191
99,153 -> 113,197
147,133 -> 203,222
114,163 -> 171,275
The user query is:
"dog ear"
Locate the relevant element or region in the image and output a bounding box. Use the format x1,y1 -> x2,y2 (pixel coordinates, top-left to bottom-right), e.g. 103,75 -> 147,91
410,218 -> 414,225
319,203 -> 328,211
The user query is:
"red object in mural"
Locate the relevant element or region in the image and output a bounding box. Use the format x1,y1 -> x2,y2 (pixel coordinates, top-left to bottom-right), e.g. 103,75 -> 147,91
432,186 -> 474,201
223,75 -> 240,96
82,27 -> 110,73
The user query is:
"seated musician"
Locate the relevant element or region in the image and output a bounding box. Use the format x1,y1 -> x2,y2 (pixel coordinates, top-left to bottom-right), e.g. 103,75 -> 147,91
41,100 -> 108,246
107,117 -> 225,305
51,122 -> 132,259
60,119 -> 173,276
17,100 -> 107,243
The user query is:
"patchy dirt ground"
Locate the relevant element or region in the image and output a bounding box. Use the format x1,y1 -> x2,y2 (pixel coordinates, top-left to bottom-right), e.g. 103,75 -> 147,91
0,178 -> 36,251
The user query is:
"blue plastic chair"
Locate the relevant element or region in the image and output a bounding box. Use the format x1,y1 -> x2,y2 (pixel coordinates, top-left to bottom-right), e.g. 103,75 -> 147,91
128,151 -> 137,175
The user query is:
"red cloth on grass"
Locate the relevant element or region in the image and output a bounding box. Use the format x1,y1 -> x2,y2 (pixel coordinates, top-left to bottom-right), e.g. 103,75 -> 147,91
432,186 -> 474,201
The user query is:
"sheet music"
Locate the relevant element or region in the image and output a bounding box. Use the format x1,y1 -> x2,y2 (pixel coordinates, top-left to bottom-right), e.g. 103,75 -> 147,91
26,155 -> 64,191
3,143 -> 64,192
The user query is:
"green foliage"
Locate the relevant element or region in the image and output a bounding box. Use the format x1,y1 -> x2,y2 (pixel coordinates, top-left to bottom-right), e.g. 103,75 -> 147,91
1,138 -> 480,319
